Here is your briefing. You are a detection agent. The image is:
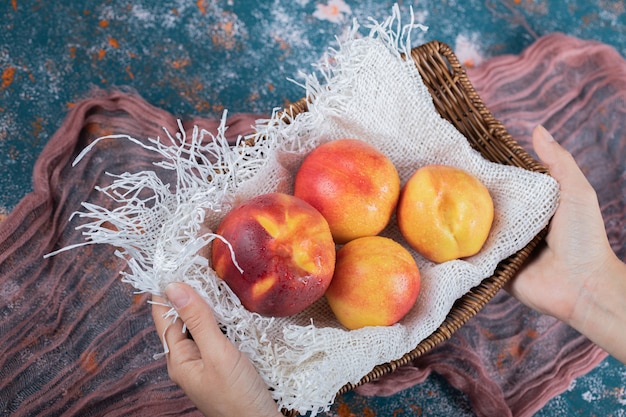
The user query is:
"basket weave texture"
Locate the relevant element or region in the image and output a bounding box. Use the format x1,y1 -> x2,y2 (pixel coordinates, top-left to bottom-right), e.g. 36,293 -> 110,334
280,39 -> 550,416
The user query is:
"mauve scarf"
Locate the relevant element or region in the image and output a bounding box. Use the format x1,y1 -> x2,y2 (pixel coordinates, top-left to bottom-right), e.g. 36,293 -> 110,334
1,33 -> 623,416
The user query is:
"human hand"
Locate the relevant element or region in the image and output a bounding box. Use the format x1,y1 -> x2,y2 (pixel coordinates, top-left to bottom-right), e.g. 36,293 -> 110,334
151,282 -> 283,417
507,125 -> 626,364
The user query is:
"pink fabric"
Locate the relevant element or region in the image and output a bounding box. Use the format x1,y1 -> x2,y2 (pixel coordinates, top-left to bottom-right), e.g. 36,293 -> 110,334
1,34 -> 623,416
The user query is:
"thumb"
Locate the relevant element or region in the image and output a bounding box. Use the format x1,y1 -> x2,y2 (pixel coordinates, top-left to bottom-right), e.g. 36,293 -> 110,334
532,125 -> 587,190
165,282 -> 222,352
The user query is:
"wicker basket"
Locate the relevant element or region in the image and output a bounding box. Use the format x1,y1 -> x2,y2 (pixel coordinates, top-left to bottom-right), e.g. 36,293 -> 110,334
280,40 -> 550,417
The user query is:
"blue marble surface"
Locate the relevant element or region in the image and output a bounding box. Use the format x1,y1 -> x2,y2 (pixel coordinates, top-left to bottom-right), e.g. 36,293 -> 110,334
1,1 -> 625,415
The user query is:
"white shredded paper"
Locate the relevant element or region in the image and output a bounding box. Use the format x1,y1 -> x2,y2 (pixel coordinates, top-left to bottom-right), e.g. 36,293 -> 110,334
48,6 -> 559,415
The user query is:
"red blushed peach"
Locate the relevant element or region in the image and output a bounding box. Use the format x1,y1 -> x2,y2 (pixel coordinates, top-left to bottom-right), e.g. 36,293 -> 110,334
325,236 -> 421,330
294,138 -> 400,244
397,165 -> 494,263
211,192 -> 336,317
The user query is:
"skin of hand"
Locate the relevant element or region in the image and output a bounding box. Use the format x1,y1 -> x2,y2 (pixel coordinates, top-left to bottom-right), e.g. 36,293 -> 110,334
151,282 -> 284,417
507,125 -> 626,364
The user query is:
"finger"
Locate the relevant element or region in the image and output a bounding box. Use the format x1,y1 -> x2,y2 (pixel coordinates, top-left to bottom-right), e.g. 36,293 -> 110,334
151,295 -> 177,337
532,125 -> 590,192
164,282 -> 225,355
151,293 -> 194,381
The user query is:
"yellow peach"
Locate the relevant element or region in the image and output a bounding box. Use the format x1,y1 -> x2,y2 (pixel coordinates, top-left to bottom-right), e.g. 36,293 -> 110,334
294,139 -> 400,244
397,165 -> 494,263
325,236 -> 421,329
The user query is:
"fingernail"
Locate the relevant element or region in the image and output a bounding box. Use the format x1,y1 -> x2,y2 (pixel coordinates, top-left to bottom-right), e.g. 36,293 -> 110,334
165,283 -> 190,309
535,125 -> 555,142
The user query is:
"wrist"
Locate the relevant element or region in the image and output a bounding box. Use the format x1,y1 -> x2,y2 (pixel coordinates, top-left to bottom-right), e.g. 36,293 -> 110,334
568,254 -> 626,364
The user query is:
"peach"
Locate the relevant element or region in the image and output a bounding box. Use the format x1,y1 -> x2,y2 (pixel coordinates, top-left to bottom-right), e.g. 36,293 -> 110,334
325,236 -> 421,330
397,165 -> 494,263
294,138 -> 400,244
211,192 -> 336,317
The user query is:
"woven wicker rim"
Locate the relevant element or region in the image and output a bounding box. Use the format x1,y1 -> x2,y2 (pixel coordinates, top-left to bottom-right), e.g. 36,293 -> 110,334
280,40 -> 550,416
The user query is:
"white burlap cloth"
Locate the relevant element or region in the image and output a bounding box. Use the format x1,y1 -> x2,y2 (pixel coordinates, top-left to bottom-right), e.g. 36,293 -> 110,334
57,7 -> 559,415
